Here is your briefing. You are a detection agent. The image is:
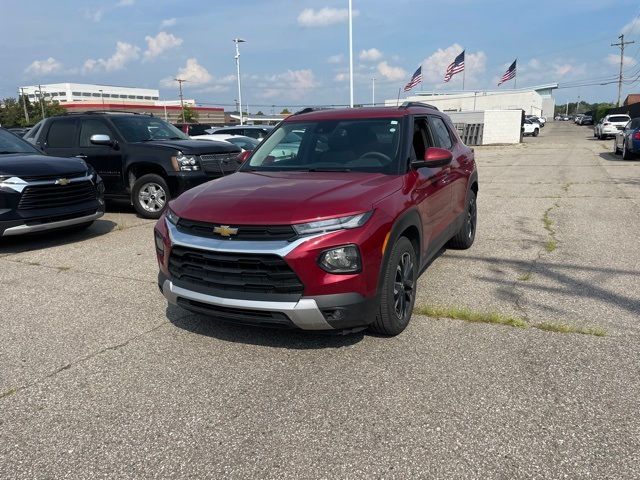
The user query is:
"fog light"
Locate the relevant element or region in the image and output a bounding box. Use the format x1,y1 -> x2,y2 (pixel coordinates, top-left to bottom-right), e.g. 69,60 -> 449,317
318,245 -> 361,273
154,231 -> 165,255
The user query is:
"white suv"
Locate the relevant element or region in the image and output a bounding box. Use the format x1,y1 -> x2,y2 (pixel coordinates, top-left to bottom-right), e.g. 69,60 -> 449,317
595,114 -> 630,139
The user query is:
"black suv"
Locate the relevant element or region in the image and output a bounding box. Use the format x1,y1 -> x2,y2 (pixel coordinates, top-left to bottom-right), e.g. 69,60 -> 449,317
26,112 -> 241,218
0,127 -> 104,237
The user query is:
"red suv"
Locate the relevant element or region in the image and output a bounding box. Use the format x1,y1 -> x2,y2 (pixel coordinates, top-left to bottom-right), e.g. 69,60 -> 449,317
154,103 -> 478,335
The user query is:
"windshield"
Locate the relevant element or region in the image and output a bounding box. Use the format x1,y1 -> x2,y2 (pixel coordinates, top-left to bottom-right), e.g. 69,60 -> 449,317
242,118 -> 402,173
111,116 -> 189,142
0,128 -> 41,154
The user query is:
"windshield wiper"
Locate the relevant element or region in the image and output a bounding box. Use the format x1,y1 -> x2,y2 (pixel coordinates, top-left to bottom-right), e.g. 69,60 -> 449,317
306,167 -> 352,172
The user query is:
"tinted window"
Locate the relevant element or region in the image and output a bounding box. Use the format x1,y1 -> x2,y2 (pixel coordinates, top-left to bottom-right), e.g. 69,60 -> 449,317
110,116 -> 188,142
609,116 -> 630,123
46,119 -> 78,148
0,129 -> 41,154
429,116 -> 453,149
188,124 -> 214,136
79,119 -> 113,147
221,129 -> 242,136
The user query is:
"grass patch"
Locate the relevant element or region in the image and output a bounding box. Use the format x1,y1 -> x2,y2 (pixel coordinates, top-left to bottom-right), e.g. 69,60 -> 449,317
545,240 -> 557,252
416,305 -> 527,328
57,266 -> 71,273
542,212 -> 554,233
0,388 -> 18,399
518,272 -> 533,281
535,322 -> 606,337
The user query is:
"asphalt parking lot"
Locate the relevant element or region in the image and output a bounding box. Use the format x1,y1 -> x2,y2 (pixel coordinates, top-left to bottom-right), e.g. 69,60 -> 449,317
1,121 -> 639,479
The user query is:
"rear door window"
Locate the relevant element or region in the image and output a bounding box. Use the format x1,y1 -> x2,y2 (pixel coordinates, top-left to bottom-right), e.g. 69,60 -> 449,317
46,119 -> 78,148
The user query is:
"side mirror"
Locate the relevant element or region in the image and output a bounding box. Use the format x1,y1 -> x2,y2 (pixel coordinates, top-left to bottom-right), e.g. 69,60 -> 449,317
412,147 -> 453,169
90,134 -> 114,147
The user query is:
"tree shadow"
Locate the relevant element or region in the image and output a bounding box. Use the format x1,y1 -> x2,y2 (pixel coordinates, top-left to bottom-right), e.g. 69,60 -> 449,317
0,219 -> 117,254
166,304 -> 366,350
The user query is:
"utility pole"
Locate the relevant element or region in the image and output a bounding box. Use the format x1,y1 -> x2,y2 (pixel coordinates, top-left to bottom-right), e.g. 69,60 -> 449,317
233,38 -> 246,125
19,87 -> 29,124
175,78 -> 186,123
37,84 -> 45,119
611,34 -> 635,107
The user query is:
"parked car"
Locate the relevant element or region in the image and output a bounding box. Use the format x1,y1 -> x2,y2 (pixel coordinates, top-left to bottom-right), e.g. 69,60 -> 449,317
613,118 -> 640,159
580,115 -> 593,126
574,114 -> 585,124
209,125 -> 274,140
26,112 -> 241,219
154,103 -> 478,335
191,133 -> 260,152
173,123 -> 215,136
523,119 -> 540,136
0,127 -> 104,236
526,115 -> 545,127
594,114 -> 631,139
7,127 -> 30,137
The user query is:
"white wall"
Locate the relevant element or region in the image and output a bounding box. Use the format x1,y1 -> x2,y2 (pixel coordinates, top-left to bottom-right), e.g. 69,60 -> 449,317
482,110 -> 522,144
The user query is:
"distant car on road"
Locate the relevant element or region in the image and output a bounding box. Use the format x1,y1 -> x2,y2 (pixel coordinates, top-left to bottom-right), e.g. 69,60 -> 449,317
0,127 -> 104,236
522,119 -> 539,137
594,114 -> 630,139
209,125 -> 274,140
580,115 -> 593,126
613,118 -> 640,159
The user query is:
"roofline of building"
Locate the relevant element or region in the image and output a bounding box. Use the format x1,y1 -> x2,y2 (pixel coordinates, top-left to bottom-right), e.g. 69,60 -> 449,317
410,83 -> 559,96
61,102 -> 223,112
19,82 -> 160,90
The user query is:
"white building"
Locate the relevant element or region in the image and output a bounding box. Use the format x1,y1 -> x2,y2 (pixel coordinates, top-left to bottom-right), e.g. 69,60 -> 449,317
387,84 -> 558,118
19,82 -> 159,104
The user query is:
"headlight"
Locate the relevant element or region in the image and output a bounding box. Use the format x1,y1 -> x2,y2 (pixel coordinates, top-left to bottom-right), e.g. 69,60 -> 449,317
318,245 -> 361,273
171,151 -> 200,171
166,208 -> 180,225
293,211 -> 372,236
154,230 -> 165,255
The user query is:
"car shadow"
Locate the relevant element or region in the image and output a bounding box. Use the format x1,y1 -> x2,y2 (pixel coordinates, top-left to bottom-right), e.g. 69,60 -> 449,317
166,305 -> 366,349
598,152 -> 633,162
0,218 -> 117,254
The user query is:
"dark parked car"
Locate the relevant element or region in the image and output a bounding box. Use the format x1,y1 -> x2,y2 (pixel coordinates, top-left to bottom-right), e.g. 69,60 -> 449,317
173,123 -> 215,136
26,112 -> 241,219
580,115 -> 593,125
613,118 -> 640,159
0,127 -> 104,237
7,127 -> 30,137
154,103 -> 478,335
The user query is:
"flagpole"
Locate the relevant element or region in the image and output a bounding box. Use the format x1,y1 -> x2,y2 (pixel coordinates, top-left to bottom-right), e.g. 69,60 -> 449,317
462,68 -> 465,91
514,58 -> 517,90
396,87 -> 401,106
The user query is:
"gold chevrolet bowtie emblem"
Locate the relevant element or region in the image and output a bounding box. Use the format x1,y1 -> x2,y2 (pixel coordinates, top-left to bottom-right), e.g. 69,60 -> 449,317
213,225 -> 239,237
56,178 -> 71,186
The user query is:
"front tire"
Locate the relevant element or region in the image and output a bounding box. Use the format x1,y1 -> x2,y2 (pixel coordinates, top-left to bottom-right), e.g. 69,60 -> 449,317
370,237 -> 417,336
131,174 -> 170,219
622,141 -> 634,160
533,128 -> 539,137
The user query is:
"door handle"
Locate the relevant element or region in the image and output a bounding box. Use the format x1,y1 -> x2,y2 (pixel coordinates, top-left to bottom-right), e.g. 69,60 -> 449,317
75,155 -> 87,159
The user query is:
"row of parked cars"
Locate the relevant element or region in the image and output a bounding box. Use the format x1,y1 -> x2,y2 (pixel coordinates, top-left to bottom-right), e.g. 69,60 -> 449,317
523,115 -> 546,137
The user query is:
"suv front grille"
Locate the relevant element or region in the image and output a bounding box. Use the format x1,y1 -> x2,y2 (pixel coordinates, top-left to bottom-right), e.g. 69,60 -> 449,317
168,246 -> 304,295
176,219 -> 297,241
199,153 -> 239,175
18,181 -> 97,210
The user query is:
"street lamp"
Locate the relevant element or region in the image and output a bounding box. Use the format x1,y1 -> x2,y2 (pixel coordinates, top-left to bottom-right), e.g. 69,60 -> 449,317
348,0 -> 354,108
233,38 -> 246,125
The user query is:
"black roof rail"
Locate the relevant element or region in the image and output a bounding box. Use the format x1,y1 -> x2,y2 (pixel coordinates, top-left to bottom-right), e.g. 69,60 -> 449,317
399,101 -> 439,111
292,107 -> 316,115
55,110 -> 153,117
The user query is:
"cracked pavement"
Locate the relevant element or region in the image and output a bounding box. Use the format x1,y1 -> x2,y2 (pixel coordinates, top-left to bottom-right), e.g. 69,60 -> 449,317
1,122 -> 639,479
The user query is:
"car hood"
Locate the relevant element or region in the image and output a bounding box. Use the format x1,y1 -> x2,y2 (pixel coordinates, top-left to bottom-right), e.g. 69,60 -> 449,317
140,139 -> 240,154
0,154 -> 88,178
170,171 -> 403,225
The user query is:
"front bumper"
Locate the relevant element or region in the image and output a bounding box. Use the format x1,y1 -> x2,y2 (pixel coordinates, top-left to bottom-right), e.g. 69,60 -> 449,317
1,209 -> 104,236
160,275 -> 376,331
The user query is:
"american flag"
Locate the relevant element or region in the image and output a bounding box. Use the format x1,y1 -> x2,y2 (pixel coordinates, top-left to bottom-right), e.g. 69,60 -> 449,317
443,50 -> 465,82
403,66 -> 422,92
498,59 -> 517,86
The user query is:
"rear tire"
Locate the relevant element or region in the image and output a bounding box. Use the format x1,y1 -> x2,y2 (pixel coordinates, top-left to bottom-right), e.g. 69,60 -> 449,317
533,128 -> 539,137
370,237 -> 417,336
622,141 -> 634,160
131,174 -> 170,219
448,190 -> 477,249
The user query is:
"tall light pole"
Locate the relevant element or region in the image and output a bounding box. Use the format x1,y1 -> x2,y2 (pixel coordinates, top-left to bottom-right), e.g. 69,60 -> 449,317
348,0 -> 354,108
19,87 -> 29,124
175,78 -> 187,123
371,77 -> 375,106
233,38 -> 246,125
37,84 -> 45,119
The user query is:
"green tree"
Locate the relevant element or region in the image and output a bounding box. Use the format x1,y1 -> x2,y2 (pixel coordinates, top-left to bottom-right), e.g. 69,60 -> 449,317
256,111 -> 264,116
182,104 -> 199,123
280,108 -> 290,115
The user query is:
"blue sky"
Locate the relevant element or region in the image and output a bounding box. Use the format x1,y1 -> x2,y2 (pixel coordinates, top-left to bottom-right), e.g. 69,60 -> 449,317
2,0 -> 640,109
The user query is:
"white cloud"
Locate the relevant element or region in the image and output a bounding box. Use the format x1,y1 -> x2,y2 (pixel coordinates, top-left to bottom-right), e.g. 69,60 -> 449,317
327,53 -> 344,64
297,7 -> 358,27
422,43 -> 486,84
605,53 -> 636,67
621,17 -> 640,35
528,58 -> 541,69
376,61 -> 407,82
25,57 -> 64,75
261,69 -> 318,99
161,58 -> 213,87
82,41 -> 140,73
160,18 -> 177,28
143,31 -> 183,60
83,8 -> 104,22
359,48 -> 383,62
